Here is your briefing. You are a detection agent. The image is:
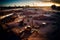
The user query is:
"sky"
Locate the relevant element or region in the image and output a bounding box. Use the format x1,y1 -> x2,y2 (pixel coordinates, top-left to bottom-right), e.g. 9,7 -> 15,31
0,0 -> 60,6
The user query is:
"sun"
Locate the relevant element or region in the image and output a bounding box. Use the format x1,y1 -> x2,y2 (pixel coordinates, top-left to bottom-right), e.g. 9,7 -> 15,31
33,2 -> 60,6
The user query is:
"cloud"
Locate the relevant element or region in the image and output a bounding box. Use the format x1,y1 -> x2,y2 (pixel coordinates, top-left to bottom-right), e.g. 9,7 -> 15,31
52,0 -> 60,3
37,0 -> 51,2
36,0 -> 60,3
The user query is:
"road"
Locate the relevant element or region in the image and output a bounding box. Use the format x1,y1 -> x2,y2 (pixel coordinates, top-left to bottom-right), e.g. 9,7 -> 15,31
0,8 -> 57,40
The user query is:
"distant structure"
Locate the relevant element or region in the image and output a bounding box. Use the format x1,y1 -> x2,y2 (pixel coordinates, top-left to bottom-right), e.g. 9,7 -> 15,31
51,5 -> 60,11
25,5 -> 30,8
51,5 -> 56,10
